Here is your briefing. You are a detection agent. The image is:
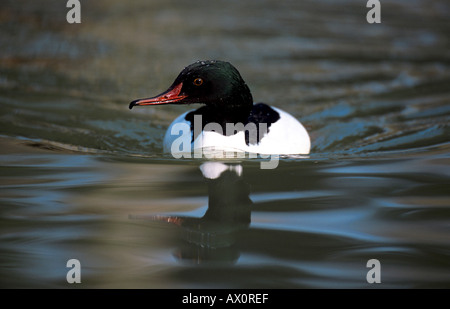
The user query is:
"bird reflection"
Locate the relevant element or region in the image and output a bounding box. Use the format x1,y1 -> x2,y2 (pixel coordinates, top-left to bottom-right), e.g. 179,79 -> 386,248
150,161 -> 252,264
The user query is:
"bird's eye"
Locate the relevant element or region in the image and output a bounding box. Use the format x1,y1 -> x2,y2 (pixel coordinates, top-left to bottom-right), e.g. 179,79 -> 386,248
193,77 -> 203,86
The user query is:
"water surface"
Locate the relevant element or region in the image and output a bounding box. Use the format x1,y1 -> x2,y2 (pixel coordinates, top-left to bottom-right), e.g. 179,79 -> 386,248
1,0 -> 450,288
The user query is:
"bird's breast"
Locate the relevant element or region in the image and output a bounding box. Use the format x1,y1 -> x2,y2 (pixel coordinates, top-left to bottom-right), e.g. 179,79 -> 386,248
163,107 -> 310,156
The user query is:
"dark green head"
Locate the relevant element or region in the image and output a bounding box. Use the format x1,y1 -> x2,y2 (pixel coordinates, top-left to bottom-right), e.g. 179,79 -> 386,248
129,60 -> 253,114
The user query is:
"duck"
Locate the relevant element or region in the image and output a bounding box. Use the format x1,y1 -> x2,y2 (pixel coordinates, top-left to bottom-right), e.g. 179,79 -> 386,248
129,60 -> 310,156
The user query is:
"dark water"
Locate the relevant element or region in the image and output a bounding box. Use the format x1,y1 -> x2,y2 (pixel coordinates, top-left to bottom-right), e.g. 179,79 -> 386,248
1,0 -> 450,288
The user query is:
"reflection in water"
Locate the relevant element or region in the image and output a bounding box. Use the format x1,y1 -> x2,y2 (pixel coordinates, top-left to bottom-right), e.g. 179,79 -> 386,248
175,163 -> 251,264
1,142 -> 449,288
143,162 -> 252,264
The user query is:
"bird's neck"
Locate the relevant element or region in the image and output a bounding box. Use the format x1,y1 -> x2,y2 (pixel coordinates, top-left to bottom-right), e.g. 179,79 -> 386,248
196,82 -> 253,127
185,98 -> 253,139
185,82 -> 254,134
192,104 -> 251,130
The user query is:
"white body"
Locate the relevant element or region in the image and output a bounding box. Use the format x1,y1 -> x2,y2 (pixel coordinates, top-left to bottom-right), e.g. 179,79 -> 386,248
163,107 -> 311,155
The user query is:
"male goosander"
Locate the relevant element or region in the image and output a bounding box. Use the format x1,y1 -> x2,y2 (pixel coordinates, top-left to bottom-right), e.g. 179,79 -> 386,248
129,60 -> 310,155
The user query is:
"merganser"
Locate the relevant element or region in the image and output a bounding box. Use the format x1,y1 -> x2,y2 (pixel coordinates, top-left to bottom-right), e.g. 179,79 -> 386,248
129,60 -> 310,155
